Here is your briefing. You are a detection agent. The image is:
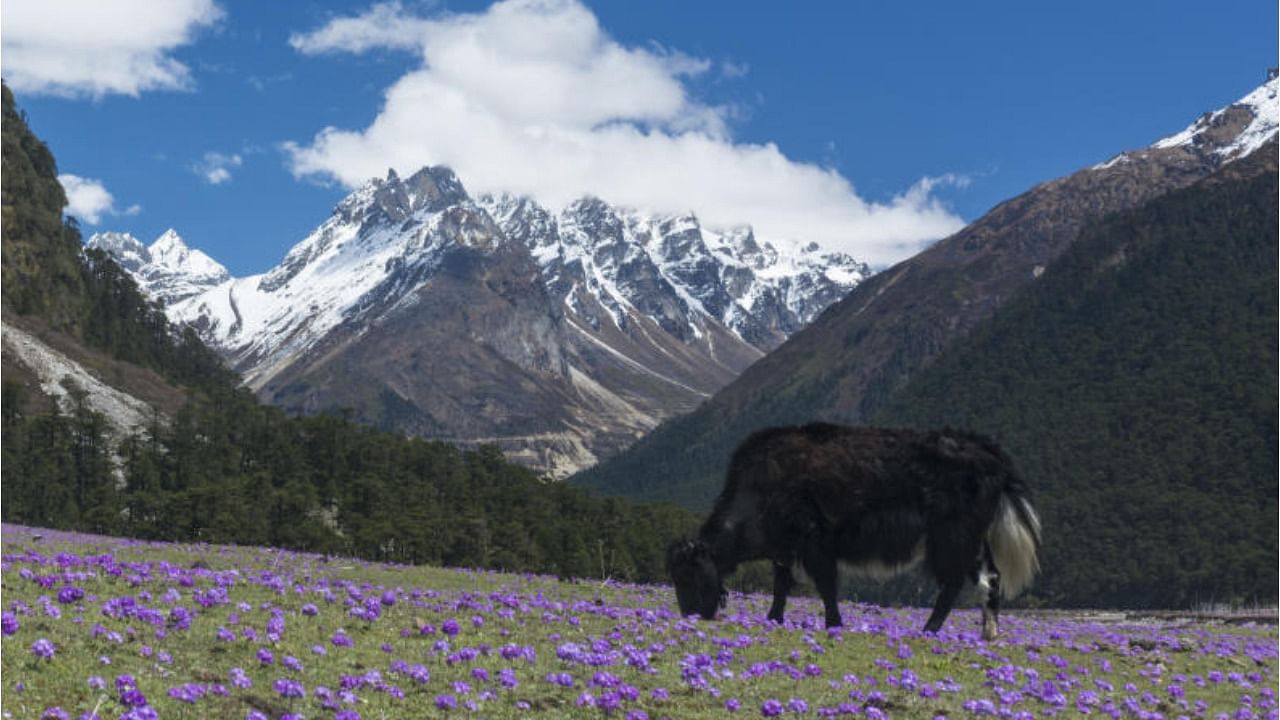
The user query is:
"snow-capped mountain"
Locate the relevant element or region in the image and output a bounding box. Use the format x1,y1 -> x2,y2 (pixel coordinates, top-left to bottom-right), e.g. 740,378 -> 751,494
87,229 -> 230,305
95,167 -> 868,476
477,192 -> 868,353
1094,75 -> 1278,170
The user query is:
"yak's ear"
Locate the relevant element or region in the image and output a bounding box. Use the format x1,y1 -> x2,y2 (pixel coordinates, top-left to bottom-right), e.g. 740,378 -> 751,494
665,539 -> 692,573
667,538 -> 710,574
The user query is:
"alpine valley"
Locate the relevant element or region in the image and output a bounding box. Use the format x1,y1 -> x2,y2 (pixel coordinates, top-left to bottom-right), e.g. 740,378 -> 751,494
90,177 -> 868,476
575,75 -> 1278,608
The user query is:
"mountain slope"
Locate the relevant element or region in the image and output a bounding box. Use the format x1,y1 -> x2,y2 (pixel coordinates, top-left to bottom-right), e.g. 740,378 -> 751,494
574,76 -> 1279,509
96,168 -> 869,476
1,83 -> 701,579
874,143 -> 1278,607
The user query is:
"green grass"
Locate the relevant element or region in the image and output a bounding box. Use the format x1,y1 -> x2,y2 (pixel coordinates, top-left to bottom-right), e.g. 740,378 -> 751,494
2,524 -> 1275,719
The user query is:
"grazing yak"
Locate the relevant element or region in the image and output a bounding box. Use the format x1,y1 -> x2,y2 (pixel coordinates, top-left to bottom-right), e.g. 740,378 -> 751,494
667,423 -> 1041,639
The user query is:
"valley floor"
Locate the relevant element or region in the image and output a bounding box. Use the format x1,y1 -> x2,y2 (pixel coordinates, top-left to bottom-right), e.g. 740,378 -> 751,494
2,524 -> 1275,719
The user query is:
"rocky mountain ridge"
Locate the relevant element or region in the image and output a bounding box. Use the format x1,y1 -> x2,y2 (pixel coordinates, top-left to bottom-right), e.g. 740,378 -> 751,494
93,169 -> 870,476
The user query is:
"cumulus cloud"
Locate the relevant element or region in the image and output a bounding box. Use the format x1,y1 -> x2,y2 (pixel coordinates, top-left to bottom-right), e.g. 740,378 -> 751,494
285,0 -> 965,265
1,0 -> 223,98
58,174 -> 141,225
193,152 -> 244,185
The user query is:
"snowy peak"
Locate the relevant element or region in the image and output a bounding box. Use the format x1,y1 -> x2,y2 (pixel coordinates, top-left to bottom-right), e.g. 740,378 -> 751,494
473,190 -> 869,351
1153,75 -> 1278,160
147,229 -> 229,284
87,229 -> 229,305
86,232 -> 150,273
1097,75 -> 1278,170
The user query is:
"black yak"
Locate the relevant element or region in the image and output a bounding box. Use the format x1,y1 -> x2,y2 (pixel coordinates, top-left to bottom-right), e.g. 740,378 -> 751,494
667,423 -> 1041,639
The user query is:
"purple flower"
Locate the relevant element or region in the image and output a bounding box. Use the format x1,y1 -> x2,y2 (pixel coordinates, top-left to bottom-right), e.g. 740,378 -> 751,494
31,638 -> 56,658
119,688 -> 148,708
274,678 -> 305,699
41,708 -> 70,720
57,586 -> 85,604
442,619 -> 461,636
435,694 -> 458,710
167,683 -> 207,704
256,647 -> 274,665
301,603 -> 319,616
283,655 -> 303,672
761,698 -> 785,717
1,612 -> 18,636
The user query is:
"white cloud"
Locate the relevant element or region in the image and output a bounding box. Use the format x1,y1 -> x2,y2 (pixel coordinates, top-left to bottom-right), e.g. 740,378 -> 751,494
289,1 -> 431,55
285,0 -> 965,265
1,0 -> 223,98
58,174 -> 141,225
193,152 -> 244,185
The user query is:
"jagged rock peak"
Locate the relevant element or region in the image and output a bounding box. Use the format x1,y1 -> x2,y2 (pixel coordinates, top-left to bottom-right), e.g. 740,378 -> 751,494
338,165 -> 471,223
86,231 -> 149,273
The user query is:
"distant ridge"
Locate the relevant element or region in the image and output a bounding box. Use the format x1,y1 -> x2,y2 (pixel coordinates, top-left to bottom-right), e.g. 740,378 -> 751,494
574,75 -> 1280,510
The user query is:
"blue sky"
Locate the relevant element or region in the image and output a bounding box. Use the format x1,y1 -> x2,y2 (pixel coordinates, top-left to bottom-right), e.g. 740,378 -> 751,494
4,0 -> 1276,275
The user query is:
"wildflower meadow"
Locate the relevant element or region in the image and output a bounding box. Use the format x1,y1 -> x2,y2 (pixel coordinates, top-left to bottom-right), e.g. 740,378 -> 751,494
1,524 -> 1275,719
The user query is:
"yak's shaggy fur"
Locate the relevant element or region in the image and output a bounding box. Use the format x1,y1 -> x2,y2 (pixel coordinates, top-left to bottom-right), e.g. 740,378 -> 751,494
667,423 -> 1041,638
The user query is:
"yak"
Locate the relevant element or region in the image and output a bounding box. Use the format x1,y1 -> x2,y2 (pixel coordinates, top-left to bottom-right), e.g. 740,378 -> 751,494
666,423 -> 1041,639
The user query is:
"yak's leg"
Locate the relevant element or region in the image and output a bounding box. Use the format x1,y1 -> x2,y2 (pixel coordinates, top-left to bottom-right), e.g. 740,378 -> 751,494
979,542 -> 1001,641
800,545 -> 842,628
767,562 -> 794,623
924,581 -> 962,634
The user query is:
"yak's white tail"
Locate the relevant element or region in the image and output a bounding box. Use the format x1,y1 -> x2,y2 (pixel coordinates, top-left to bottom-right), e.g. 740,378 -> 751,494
987,494 -> 1041,599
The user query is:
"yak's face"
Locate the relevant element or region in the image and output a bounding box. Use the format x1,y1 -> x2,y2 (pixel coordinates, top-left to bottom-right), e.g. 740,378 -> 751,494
666,539 -> 724,620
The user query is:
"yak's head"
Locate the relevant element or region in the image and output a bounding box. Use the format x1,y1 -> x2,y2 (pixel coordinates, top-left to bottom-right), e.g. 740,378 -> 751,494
666,539 -> 725,620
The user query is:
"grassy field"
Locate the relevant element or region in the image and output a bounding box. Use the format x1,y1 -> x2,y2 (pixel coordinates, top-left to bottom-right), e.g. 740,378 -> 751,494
1,524 -> 1275,719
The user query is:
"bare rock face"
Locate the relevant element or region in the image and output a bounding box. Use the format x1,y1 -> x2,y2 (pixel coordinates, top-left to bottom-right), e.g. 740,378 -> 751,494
96,166 -> 869,477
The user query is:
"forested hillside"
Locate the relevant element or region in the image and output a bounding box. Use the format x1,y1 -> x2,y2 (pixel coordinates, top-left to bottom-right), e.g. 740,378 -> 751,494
575,142 -> 1277,608
2,85 -> 232,392
572,82 -> 1276,515
1,84 -> 698,582
875,147 -> 1278,608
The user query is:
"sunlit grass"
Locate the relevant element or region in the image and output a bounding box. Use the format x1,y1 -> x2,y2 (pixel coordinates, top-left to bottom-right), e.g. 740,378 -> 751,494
2,524 -> 1274,719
